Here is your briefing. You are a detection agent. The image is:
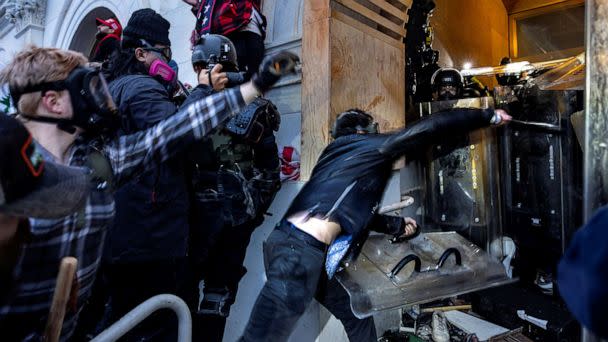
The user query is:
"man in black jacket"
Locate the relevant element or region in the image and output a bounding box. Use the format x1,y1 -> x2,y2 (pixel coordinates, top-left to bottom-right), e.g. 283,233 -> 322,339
240,108 -> 511,342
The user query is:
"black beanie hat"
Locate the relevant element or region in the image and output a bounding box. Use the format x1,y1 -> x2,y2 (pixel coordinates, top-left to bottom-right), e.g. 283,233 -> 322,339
123,9 -> 171,46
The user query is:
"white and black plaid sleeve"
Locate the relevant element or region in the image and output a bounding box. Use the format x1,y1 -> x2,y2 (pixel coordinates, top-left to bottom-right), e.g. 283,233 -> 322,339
105,88 -> 246,186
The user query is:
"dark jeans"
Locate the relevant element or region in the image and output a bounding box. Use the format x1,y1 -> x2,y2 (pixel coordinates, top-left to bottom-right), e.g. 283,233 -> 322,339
240,222 -> 377,342
104,259 -> 187,342
227,31 -> 265,82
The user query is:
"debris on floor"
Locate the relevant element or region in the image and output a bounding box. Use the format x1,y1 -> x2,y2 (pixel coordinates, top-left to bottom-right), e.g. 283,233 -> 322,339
444,311 -> 508,340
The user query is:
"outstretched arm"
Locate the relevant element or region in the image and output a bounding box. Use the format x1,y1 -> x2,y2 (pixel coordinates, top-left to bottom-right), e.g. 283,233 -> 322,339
379,108 -> 510,158
107,51 -> 299,187
108,86 -> 249,186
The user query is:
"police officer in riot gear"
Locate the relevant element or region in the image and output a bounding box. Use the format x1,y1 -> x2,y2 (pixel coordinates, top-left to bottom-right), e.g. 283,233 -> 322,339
185,35 -> 282,342
496,57 -> 525,87
431,67 -> 464,101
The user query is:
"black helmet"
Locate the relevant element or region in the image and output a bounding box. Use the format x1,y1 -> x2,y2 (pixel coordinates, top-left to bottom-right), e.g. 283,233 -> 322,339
496,57 -> 521,86
431,68 -> 464,100
191,34 -> 239,72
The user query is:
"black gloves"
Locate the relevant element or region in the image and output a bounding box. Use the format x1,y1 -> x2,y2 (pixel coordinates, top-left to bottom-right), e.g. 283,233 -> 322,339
252,51 -> 300,93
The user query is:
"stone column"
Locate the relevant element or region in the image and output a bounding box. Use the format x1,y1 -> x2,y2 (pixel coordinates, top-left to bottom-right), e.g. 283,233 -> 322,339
2,0 -> 46,45
583,1 -> 608,341
584,0 -> 608,218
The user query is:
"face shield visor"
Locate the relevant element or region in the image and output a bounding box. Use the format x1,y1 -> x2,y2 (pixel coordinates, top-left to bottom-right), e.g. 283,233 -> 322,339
86,71 -> 117,116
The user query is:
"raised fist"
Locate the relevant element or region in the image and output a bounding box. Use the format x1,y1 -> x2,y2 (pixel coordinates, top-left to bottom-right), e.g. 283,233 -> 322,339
252,51 -> 300,93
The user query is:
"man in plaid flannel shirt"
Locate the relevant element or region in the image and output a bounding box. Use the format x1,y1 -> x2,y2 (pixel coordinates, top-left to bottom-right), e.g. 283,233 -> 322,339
0,45 -> 297,341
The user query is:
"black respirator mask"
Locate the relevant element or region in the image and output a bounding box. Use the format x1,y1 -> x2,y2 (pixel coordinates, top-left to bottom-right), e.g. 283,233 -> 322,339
330,112 -> 379,139
11,67 -> 119,136
356,121 -> 379,135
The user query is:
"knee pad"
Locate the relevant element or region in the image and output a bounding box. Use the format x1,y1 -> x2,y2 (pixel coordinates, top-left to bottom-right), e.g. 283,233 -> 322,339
199,288 -> 234,317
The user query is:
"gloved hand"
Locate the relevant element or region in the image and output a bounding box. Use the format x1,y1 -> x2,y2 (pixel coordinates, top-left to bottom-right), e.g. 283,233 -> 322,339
490,109 -> 512,126
252,51 -> 300,93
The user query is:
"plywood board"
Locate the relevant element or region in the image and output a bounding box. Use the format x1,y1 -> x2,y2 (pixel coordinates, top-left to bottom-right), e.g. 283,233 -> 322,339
330,18 -> 405,133
305,0 -> 332,24
392,0 -> 413,8
334,0 -> 406,36
301,0 -> 332,180
331,10 -> 403,49
301,4 -> 406,179
366,0 -> 408,21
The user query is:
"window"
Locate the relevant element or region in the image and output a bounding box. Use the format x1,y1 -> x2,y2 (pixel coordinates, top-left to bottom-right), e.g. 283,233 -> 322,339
510,0 -> 584,62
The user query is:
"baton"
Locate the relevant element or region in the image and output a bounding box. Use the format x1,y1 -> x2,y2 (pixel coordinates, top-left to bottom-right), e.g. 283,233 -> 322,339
509,119 -> 562,132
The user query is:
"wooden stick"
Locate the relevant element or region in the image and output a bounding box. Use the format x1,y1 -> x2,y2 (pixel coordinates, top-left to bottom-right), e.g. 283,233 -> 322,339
44,257 -> 78,342
421,304 -> 472,313
378,196 -> 415,214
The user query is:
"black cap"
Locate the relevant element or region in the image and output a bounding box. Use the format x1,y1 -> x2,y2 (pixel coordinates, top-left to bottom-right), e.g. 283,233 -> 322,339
123,9 -> 171,46
0,115 -> 89,219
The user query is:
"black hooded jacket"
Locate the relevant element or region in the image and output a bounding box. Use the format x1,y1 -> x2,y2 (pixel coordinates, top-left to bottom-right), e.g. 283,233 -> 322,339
284,108 -> 495,242
105,75 -> 208,262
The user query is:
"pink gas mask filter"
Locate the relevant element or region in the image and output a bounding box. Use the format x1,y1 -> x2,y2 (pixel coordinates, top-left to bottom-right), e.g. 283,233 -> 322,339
149,59 -> 176,83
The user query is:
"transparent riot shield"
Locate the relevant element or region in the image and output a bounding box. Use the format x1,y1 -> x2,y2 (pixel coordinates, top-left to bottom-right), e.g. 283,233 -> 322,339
418,97 -> 502,252
335,232 -> 514,318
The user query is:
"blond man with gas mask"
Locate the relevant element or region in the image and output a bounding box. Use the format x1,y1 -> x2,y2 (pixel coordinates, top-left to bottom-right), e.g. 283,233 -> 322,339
0,44 -> 298,340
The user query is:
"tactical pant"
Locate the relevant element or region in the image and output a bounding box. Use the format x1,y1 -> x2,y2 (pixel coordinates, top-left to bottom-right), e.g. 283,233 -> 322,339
239,222 -> 377,342
188,217 -> 263,342
188,173 -> 279,341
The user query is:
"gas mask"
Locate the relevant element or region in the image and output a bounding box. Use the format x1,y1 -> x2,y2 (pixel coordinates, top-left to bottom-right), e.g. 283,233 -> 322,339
12,66 -> 119,136
139,39 -> 176,85
355,121 -> 379,135
431,68 -> 464,101
149,59 -> 177,85
330,111 -> 379,139
437,85 -> 460,100
163,60 -> 182,97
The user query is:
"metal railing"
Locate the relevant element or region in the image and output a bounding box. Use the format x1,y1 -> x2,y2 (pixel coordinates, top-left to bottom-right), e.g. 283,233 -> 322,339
91,294 -> 192,342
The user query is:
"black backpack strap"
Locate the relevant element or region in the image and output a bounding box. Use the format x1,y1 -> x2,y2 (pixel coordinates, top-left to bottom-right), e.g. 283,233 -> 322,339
75,148 -> 113,228
86,148 -> 114,192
